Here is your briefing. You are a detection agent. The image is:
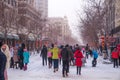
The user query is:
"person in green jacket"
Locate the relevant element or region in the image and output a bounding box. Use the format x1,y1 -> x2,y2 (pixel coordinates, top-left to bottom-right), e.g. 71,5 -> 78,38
51,44 -> 59,72
23,48 -> 30,71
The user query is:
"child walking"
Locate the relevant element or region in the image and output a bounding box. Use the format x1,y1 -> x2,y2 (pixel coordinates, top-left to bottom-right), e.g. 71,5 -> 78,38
23,48 -> 30,71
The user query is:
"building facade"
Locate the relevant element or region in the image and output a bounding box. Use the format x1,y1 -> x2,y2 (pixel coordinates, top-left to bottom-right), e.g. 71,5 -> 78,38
46,16 -> 71,45
34,0 -> 48,18
105,0 -> 120,46
0,0 -> 48,49
114,0 -> 120,44
0,0 -> 18,45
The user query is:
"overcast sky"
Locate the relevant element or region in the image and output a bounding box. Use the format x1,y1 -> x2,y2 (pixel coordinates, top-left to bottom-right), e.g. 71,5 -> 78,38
48,0 -> 85,44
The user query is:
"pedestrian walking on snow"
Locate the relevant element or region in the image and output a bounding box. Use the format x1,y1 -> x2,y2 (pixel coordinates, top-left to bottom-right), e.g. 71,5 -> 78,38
18,43 -> 25,70
51,44 -> 59,72
23,48 -> 30,71
92,49 -> 98,67
111,48 -> 119,68
61,45 -> 70,77
74,47 -> 84,75
47,48 -> 52,68
40,45 -> 48,66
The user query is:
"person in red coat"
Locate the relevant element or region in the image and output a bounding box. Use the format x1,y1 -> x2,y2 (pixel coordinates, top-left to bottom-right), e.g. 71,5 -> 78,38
74,47 -> 84,75
111,48 -> 119,68
117,44 -> 120,66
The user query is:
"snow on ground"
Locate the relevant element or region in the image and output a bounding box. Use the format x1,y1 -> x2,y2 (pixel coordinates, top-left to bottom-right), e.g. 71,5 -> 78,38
8,54 -> 120,80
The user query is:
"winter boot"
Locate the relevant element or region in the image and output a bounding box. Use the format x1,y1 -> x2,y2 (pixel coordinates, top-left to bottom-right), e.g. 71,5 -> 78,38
63,74 -> 65,77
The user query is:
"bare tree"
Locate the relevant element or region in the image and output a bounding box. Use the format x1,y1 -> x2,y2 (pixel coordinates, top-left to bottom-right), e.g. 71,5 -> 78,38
0,1 -> 17,42
78,0 -> 106,47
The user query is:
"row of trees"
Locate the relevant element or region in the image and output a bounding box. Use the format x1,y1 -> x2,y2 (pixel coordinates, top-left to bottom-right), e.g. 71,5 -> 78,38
78,0 -> 109,47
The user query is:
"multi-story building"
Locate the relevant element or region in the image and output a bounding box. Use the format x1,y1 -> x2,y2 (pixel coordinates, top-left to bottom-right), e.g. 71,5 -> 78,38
46,16 -> 71,45
0,0 -> 18,45
105,0 -> 120,46
34,0 -> 48,18
0,0 -> 48,49
105,0 -> 115,35
114,0 -> 120,44
17,0 -> 45,49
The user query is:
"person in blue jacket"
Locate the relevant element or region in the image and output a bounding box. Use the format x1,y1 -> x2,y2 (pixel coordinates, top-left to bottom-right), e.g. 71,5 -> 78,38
18,43 -> 25,70
23,48 -> 30,71
92,49 -> 98,67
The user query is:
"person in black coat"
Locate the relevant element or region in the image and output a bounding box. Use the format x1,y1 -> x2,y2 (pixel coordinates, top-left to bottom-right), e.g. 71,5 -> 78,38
40,45 -> 48,66
0,41 -> 7,80
61,45 -> 70,77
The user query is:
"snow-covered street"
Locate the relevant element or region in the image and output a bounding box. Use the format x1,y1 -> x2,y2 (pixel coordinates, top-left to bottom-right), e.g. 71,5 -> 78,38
8,54 -> 120,80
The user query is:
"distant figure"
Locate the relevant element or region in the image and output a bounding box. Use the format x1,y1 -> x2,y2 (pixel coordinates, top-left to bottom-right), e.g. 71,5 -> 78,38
40,45 -> 48,66
89,49 -> 93,57
92,49 -> 98,67
13,47 -> 19,69
10,46 -> 14,68
82,48 -> 85,54
74,47 -> 84,75
85,44 -> 90,59
111,48 -> 119,68
23,48 -> 30,71
0,41 -> 7,80
70,46 -> 74,66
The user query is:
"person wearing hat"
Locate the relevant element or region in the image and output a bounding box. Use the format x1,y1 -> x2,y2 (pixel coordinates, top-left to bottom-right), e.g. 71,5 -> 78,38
0,41 -> 7,80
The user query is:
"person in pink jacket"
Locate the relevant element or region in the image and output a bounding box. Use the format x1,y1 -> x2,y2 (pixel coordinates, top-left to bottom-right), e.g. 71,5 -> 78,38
47,48 -> 52,68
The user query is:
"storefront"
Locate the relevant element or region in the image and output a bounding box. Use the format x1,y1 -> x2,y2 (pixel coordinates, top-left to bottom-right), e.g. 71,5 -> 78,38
110,26 -> 120,48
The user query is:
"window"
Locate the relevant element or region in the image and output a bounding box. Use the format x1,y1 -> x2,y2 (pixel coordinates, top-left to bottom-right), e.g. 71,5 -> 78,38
11,0 -> 14,6
8,0 -> 10,4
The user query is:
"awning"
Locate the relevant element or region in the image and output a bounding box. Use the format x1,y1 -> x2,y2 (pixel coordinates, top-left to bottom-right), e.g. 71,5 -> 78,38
111,26 -> 120,34
0,33 -> 19,40
28,36 -> 35,41
12,34 -> 19,40
0,32 -> 4,38
42,38 -> 49,41
7,34 -> 14,39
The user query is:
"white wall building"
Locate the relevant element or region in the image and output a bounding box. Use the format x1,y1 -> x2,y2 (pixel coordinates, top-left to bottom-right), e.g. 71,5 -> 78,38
46,16 -> 71,44
34,0 -> 48,18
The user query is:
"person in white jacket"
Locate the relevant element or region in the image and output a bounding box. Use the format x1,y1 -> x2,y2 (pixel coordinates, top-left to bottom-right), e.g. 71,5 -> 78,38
1,44 -> 11,80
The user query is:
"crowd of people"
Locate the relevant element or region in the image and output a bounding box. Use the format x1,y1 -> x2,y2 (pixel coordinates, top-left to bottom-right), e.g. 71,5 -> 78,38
0,40 -> 120,79
0,41 -> 30,80
40,43 -> 99,77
